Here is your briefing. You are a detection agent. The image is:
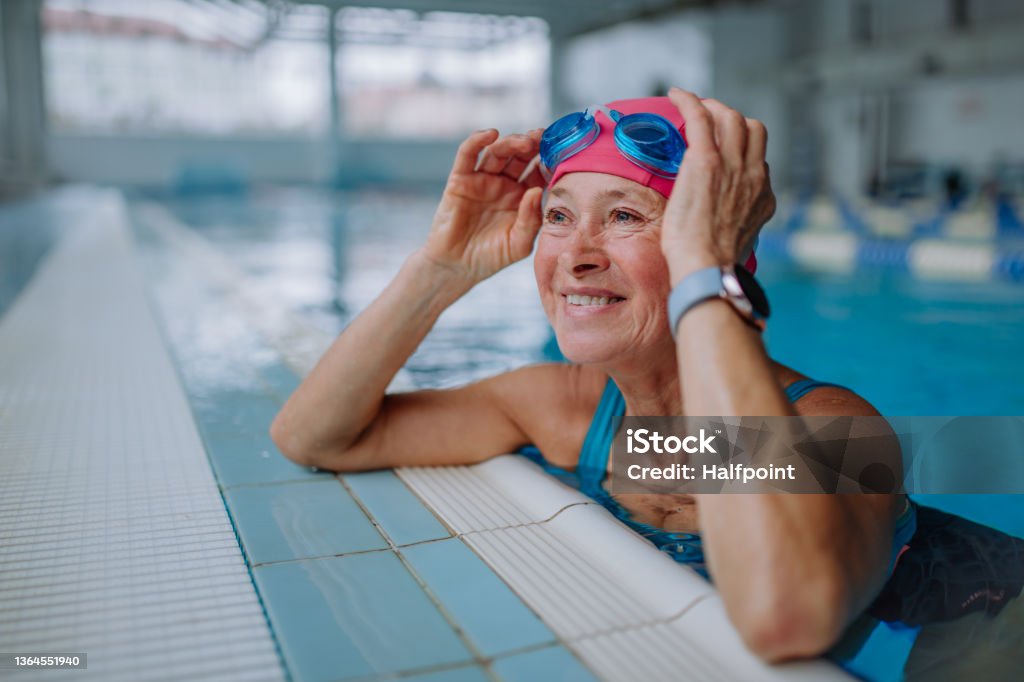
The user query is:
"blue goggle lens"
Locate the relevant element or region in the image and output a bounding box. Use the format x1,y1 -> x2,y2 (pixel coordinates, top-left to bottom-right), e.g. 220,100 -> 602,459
613,113 -> 685,178
540,111 -> 599,170
540,108 -> 686,179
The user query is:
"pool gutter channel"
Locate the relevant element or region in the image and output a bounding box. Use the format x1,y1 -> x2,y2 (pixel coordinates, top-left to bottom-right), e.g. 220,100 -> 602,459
0,188 -> 286,681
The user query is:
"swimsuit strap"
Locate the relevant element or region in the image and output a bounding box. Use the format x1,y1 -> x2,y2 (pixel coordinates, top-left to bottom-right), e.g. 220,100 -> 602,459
784,378 -> 848,403
576,378 -> 625,494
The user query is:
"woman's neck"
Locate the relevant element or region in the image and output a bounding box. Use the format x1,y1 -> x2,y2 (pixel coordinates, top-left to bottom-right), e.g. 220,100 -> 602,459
606,355 -> 682,416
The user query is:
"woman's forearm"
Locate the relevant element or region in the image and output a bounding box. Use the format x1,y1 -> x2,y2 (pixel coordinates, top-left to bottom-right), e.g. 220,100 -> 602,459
270,124 -> 544,466
672,293 -> 793,417
673,288 -> 895,659
270,250 -> 474,464
698,494 -> 894,660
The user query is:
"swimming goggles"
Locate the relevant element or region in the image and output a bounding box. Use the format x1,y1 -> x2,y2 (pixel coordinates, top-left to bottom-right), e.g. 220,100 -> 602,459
535,105 -> 686,181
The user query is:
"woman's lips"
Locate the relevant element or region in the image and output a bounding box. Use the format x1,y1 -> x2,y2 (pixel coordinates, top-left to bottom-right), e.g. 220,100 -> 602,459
561,293 -> 627,314
564,293 -> 625,307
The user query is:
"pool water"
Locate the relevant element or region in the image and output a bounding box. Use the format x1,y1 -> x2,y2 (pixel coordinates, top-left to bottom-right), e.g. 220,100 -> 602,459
152,187 -> 1024,681
155,188 -> 1024,413
762,266 -> 1024,417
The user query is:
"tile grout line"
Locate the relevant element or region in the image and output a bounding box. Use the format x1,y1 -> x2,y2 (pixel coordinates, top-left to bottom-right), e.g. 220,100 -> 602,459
390,473 -> 611,681
336,475 -> 504,682
329,640 -> 585,682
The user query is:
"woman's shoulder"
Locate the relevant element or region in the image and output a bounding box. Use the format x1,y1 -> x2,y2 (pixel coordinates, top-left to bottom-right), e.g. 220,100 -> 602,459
487,363 -> 607,467
490,362 -> 606,404
771,361 -> 879,416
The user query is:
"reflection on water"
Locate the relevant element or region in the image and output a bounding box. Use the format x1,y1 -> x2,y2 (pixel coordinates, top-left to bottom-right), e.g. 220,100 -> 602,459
160,187 -> 551,389
156,187 -> 1024,412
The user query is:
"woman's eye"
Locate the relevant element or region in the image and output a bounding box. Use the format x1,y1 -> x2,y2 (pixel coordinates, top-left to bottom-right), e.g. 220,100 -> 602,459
613,210 -> 641,224
545,209 -> 569,224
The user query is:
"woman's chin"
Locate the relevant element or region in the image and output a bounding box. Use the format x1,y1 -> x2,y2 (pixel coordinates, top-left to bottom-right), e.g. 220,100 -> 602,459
556,335 -> 630,366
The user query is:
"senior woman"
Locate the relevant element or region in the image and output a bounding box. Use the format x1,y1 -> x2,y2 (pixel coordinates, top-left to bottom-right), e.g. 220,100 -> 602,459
270,89 -> 913,662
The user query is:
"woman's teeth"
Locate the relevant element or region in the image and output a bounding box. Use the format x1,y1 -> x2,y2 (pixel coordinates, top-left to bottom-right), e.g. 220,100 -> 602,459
566,294 -> 624,306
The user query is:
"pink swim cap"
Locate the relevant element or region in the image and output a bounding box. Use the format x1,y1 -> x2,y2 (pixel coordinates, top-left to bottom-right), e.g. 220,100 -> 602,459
545,96 -> 757,273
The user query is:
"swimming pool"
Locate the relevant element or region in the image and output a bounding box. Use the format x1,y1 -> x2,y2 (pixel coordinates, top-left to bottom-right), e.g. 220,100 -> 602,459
153,186 -> 1024,681
157,188 -> 1024,411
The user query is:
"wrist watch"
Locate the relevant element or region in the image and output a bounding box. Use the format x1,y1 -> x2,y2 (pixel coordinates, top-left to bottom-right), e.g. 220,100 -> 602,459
667,264 -> 770,337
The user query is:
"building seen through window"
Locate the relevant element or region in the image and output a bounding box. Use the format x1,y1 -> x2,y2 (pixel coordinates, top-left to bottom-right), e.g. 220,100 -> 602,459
42,0 -> 549,138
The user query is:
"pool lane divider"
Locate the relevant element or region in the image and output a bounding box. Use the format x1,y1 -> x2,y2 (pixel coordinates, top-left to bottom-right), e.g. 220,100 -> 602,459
133,203 -> 596,682
759,229 -> 1024,282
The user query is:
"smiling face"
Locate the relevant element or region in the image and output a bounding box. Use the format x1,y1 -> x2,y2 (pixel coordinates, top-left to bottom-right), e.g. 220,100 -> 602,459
534,172 -> 674,366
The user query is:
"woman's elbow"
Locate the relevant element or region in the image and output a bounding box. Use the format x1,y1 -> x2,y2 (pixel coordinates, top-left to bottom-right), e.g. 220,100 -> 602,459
732,578 -> 846,663
269,411 -> 373,473
269,411 -> 317,467
269,409 -> 341,470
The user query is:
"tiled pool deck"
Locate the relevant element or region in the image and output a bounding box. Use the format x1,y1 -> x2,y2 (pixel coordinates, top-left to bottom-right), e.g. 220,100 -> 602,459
0,188 -> 852,681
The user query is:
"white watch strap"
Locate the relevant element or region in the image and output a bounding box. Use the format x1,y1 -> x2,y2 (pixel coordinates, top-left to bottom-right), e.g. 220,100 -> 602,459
667,266 -> 723,339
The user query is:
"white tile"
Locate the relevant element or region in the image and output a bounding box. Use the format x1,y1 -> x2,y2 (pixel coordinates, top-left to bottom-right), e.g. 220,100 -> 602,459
543,504 -> 714,620
462,504 -> 712,639
398,454 -> 593,533
473,454 -> 595,520
399,464 -> 535,532
570,600 -> 853,682
663,597 -> 853,681
571,621 -> 728,682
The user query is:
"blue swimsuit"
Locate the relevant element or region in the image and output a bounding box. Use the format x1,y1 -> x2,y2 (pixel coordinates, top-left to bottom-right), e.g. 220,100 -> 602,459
521,377 -> 917,578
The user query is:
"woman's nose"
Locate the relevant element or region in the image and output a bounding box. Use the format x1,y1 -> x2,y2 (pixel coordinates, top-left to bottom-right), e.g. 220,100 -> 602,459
560,227 -> 610,276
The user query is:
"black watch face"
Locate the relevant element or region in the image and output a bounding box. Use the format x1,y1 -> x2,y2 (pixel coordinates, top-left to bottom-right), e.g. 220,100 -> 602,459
734,264 -> 770,318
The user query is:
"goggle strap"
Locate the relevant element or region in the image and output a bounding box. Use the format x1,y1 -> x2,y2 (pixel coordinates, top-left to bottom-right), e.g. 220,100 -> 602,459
473,147 -> 490,173
585,105 -> 621,124
474,146 -> 517,175
739,236 -> 760,264
518,153 -> 545,184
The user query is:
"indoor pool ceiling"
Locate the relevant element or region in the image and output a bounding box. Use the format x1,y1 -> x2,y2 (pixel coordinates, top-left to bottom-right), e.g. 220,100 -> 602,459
241,0 -> 733,37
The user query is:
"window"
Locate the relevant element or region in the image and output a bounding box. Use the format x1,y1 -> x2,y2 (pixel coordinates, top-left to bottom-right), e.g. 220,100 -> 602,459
42,0 -> 328,135
42,1 -> 549,139
336,8 -> 550,138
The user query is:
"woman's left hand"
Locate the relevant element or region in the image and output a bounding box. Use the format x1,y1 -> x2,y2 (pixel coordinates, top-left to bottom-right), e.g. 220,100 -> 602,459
661,88 -> 776,283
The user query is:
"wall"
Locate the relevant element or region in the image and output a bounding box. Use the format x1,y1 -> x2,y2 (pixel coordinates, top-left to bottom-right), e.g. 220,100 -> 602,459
783,0 -> 1024,196
561,6 -> 790,183
562,15 -> 712,109
891,72 -> 1024,175
1,0 -> 47,198
37,0 -> 1024,197
707,5 -> 790,186
46,132 -> 459,188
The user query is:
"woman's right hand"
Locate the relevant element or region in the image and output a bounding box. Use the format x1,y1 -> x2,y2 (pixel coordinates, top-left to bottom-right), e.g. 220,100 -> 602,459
421,128 -> 547,284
